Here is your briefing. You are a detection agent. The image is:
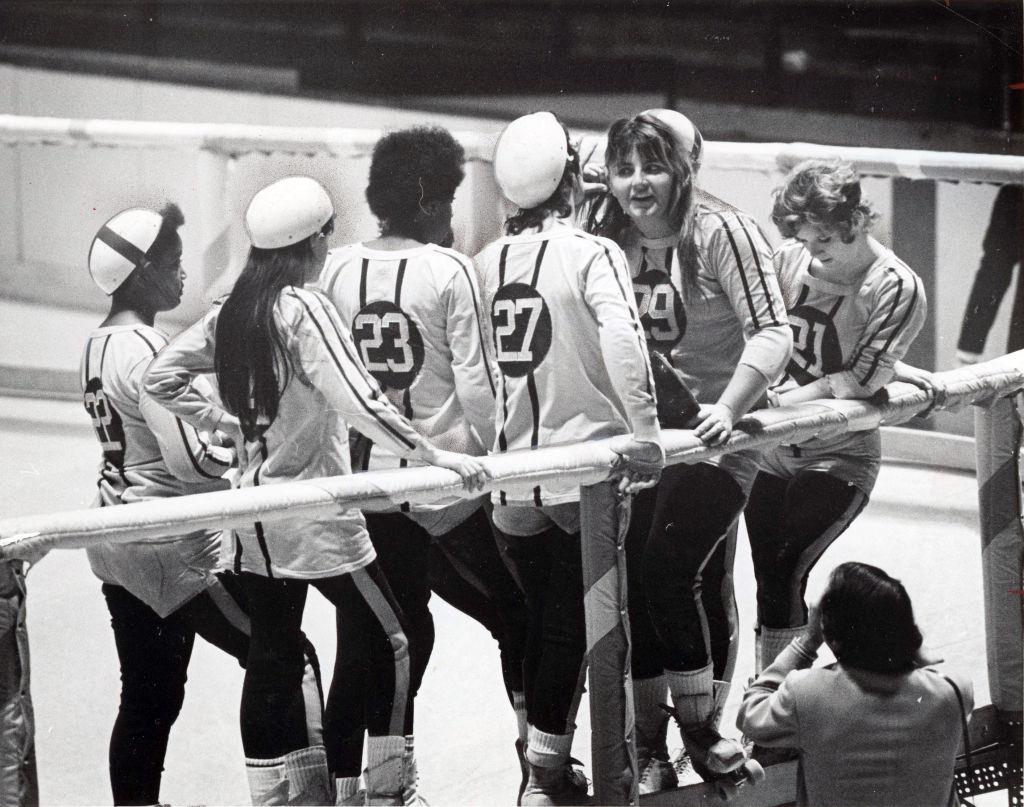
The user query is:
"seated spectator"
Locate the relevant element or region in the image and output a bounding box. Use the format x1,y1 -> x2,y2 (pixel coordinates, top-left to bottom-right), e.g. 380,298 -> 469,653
738,561 -> 972,807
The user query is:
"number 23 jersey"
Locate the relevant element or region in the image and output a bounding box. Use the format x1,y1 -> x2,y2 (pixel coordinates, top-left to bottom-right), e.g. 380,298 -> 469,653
319,241 -> 498,465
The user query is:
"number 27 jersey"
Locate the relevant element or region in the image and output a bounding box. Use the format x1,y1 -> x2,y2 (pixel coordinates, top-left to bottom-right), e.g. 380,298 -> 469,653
475,222 -> 659,506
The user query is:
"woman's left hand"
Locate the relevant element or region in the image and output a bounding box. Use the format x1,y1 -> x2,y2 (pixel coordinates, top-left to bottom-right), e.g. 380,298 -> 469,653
429,449 -> 492,493
894,361 -> 937,394
692,403 -> 734,446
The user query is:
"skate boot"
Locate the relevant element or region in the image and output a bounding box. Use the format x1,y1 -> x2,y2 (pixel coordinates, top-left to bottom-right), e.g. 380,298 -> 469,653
636,710 -> 677,795
663,667 -> 764,800
366,735 -> 427,806
334,773 -> 366,806
661,706 -> 765,800
245,745 -> 334,806
520,762 -> 592,806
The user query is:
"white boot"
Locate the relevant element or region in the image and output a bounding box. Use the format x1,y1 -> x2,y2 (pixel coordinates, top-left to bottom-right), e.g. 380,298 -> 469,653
245,746 -> 333,806
335,774 -> 365,806
521,726 -> 590,806
366,735 -> 426,806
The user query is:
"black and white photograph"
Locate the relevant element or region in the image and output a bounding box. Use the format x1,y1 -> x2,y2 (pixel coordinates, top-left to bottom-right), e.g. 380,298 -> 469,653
0,2 -> 1021,805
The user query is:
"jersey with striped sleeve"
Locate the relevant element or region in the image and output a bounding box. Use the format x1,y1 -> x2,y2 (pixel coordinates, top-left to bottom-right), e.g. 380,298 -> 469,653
772,239 -> 927,398
144,287 -> 434,580
80,324 -> 233,617
618,199 -> 791,404
475,220 -> 660,506
318,242 -> 496,532
319,242 -> 497,466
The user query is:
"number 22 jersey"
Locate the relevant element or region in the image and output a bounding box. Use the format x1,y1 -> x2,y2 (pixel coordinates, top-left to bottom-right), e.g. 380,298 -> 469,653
475,220 -> 660,506
80,324 -> 233,616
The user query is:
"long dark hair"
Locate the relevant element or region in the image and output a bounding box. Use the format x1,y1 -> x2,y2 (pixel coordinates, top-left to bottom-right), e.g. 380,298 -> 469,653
820,562 -> 923,674
584,113 -> 702,299
504,128 -> 580,236
214,240 -> 315,440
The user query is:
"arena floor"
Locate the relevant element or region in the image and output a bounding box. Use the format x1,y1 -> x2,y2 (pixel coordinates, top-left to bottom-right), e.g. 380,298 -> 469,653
0,394 -> 997,806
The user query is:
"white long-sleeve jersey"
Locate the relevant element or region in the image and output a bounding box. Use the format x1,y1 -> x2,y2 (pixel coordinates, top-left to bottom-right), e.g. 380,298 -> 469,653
319,242 -> 497,465
619,200 -> 791,404
144,287 -> 433,580
772,239 -> 927,398
475,220 -> 660,506
81,323 -> 233,617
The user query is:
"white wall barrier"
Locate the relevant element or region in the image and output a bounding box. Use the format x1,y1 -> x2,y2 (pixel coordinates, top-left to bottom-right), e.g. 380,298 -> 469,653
1,353 -> 1022,806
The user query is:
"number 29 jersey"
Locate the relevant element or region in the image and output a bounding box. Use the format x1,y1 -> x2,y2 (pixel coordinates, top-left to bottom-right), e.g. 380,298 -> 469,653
475,221 -> 660,506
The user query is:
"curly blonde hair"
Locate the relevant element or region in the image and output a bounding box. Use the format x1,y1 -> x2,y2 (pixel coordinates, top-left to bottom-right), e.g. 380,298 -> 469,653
771,159 -> 878,244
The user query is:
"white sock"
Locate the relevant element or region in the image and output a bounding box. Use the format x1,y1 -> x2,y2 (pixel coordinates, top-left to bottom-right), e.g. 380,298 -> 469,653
366,735 -> 405,795
633,674 -> 669,751
526,725 -> 573,769
757,626 -> 807,673
666,664 -> 714,727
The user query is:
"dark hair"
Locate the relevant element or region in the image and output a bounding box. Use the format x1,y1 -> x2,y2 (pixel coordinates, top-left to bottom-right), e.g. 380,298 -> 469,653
150,202 -> 185,260
214,240 -> 315,440
820,562 -> 923,674
771,159 -> 878,244
584,113 -> 701,298
366,126 -> 465,241
504,124 -> 579,236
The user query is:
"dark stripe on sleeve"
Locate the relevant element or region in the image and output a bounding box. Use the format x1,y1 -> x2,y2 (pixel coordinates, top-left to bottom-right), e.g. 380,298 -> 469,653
252,436 -> 274,577
530,240 -> 548,289
794,284 -> 810,308
638,246 -> 648,273
737,215 -> 781,324
394,258 -> 407,307
134,328 -> 226,477
712,211 -> 761,329
173,418 -> 225,478
359,258 -> 369,308
132,329 -> 163,357
851,270 -> 902,373
296,292 -> 417,450
583,234 -> 656,397
859,269 -> 920,386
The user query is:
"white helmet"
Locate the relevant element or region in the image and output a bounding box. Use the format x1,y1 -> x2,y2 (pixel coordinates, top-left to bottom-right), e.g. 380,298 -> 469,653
641,108 -> 703,171
245,176 -> 334,249
493,112 -> 571,209
88,208 -> 164,295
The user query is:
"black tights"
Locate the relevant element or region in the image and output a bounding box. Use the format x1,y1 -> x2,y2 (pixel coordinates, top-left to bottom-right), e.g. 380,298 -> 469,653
103,577 -> 251,806
331,507 -> 529,776
237,563 -> 413,768
744,470 -> 868,628
627,462 -> 747,679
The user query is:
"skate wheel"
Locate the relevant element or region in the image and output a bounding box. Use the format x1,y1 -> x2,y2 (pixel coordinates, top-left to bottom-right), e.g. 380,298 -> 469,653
743,759 -> 766,784
714,779 -> 739,800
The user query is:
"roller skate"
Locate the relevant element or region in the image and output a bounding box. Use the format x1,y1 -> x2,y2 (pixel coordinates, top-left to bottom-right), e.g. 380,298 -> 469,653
661,705 -> 765,800
520,760 -> 591,806
636,709 -> 677,795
